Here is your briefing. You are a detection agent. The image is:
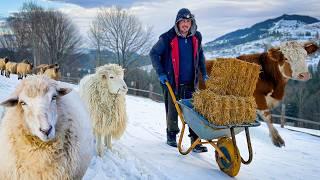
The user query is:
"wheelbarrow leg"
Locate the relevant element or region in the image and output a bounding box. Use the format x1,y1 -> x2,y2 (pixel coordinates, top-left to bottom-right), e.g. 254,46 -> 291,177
165,82 -> 196,155
178,126 -> 201,155
230,127 -> 254,165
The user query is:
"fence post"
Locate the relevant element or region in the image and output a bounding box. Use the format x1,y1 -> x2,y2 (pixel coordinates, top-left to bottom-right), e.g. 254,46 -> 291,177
131,81 -> 137,95
149,84 -> 153,99
281,104 -> 286,128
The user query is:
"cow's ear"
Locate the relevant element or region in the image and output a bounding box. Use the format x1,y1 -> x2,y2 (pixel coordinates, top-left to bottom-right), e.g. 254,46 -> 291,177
268,48 -> 285,63
304,42 -> 318,55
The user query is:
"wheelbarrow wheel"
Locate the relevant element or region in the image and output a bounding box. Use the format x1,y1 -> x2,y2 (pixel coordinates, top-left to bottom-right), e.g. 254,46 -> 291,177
215,137 -> 241,177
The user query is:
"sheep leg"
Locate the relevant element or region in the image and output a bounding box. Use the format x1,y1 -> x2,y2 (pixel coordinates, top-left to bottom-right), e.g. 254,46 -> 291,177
105,134 -> 112,150
96,133 -> 104,157
100,135 -> 105,156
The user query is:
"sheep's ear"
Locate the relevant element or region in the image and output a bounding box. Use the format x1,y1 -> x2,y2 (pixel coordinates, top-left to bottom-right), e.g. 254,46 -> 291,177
304,42 -> 318,55
57,88 -> 72,96
0,96 -> 18,107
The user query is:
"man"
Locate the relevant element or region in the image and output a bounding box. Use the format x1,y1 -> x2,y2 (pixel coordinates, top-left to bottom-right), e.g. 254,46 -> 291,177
149,8 -> 208,153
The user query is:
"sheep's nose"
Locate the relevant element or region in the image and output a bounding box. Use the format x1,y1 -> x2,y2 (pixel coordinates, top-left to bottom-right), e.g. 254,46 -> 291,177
40,125 -> 52,136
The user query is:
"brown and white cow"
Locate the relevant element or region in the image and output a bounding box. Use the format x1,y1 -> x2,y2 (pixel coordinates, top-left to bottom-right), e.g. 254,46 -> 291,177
200,41 -> 319,147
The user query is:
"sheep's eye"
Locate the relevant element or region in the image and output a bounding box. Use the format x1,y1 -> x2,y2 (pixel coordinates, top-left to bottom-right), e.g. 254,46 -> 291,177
110,76 -> 114,79
52,95 -> 57,101
20,101 -> 27,106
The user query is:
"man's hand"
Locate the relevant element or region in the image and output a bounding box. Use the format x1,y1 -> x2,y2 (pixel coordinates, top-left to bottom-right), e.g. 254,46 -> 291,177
159,75 -> 168,84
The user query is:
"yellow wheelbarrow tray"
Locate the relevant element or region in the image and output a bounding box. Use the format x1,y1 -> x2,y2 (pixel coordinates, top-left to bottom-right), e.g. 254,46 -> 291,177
165,82 -> 260,177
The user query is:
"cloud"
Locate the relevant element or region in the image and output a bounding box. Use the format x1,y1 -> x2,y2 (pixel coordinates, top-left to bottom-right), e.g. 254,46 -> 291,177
130,0 -> 320,42
47,0 -> 151,8
56,0 -> 320,44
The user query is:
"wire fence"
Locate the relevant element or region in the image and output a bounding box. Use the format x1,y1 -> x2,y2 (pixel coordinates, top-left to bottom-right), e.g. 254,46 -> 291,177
61,77 -> 320,130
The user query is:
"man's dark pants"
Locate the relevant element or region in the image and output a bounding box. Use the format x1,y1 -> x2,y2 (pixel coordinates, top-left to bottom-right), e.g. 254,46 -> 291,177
162,83 -> 197,138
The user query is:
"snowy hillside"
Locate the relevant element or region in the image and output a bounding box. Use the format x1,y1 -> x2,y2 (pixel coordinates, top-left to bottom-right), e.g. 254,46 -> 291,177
0,75 -> 320,180
204,14 -> 320,67
205,14 -> 319,49
269,20 -> 320,38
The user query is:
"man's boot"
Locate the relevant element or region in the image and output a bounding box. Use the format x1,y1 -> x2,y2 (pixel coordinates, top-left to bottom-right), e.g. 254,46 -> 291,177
190,136 -> 208,153
166,131 -> 177,147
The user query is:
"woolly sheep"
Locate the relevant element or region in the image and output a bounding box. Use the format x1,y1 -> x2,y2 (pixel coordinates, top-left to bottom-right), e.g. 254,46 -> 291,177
5,61 -> 17,78
0,75 -> 94,179
79,64 -> 128,157
0,57 -> 9,76
44,65 -> 61,80
36,64 -> 58,75
36,64 -> 49,74
17,61 -> 33,80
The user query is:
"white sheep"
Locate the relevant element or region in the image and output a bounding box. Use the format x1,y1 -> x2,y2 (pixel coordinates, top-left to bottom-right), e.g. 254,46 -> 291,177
44,65 -> 61,80
79,64 -> 128,157
0,75 -> 94,179
0,57 -> 9,76
36,64 -> 50,74
5,61 -> 17,78
17,61 -> 33,80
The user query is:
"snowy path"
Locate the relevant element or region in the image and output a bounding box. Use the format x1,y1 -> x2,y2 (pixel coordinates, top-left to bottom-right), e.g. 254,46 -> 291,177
1,75 -> 320,180
84,95 -> 320,180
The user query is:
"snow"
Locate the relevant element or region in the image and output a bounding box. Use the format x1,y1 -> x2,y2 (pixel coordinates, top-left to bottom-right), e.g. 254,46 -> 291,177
1,74 -> 320,180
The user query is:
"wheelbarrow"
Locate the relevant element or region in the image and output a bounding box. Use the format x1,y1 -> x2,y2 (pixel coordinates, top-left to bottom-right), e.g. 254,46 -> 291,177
165,82 -> 260,177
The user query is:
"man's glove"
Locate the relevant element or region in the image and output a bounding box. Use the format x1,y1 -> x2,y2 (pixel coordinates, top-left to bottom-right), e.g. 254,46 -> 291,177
203,74 -> 209,82
159,74 -> 168,84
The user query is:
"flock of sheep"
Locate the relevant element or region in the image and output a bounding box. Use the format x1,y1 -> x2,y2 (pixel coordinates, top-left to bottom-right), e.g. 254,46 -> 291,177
0,57 -> 61,80
0,63 -> 128,179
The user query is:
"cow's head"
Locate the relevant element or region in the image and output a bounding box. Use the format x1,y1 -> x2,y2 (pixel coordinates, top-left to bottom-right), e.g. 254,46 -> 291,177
268,41 -> 318,81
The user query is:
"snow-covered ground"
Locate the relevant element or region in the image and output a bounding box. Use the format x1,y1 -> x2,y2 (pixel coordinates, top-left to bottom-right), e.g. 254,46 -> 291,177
0,74 -> 320,180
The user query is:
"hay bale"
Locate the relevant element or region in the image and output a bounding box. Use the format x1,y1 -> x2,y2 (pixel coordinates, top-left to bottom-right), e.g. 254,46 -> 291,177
193,89 -> 257,126
206,58 -> 260,97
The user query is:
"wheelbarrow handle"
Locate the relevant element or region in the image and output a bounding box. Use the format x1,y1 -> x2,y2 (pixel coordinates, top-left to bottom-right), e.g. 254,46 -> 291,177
165,82 -> 186,124
165,82 -> 193,155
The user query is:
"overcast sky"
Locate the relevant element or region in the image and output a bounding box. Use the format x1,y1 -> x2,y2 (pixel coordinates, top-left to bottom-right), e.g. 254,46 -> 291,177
1,0 -> 320,43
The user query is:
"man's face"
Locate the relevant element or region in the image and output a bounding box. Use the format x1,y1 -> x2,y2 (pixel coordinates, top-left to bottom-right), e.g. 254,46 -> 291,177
178,19 -> 192,35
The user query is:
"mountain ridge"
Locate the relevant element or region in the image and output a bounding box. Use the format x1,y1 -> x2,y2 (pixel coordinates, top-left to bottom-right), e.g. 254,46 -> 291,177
205,14 -> 319,50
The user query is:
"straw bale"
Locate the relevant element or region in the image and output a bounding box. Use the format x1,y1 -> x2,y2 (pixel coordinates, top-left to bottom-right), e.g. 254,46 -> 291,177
193,89 -> 257,126
206,58 -> 260,97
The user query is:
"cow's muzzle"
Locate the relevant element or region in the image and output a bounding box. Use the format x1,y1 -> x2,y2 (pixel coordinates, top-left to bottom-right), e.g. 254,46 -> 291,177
298,72 -> 311,81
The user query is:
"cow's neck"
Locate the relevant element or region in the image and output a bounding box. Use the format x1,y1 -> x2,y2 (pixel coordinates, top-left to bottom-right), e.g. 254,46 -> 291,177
278,63 -> 291,83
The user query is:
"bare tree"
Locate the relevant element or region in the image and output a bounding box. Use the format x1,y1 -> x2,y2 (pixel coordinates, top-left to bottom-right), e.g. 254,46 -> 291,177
0,29 -> 16,51
90,7 -> 153,71
7,2 -> 81,65
89,19 -> 103,67
37,10 -> 81,64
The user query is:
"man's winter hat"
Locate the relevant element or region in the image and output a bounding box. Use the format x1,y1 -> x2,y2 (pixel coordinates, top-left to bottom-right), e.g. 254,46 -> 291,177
174,8 -> 197,37
175,8 -> 194,23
